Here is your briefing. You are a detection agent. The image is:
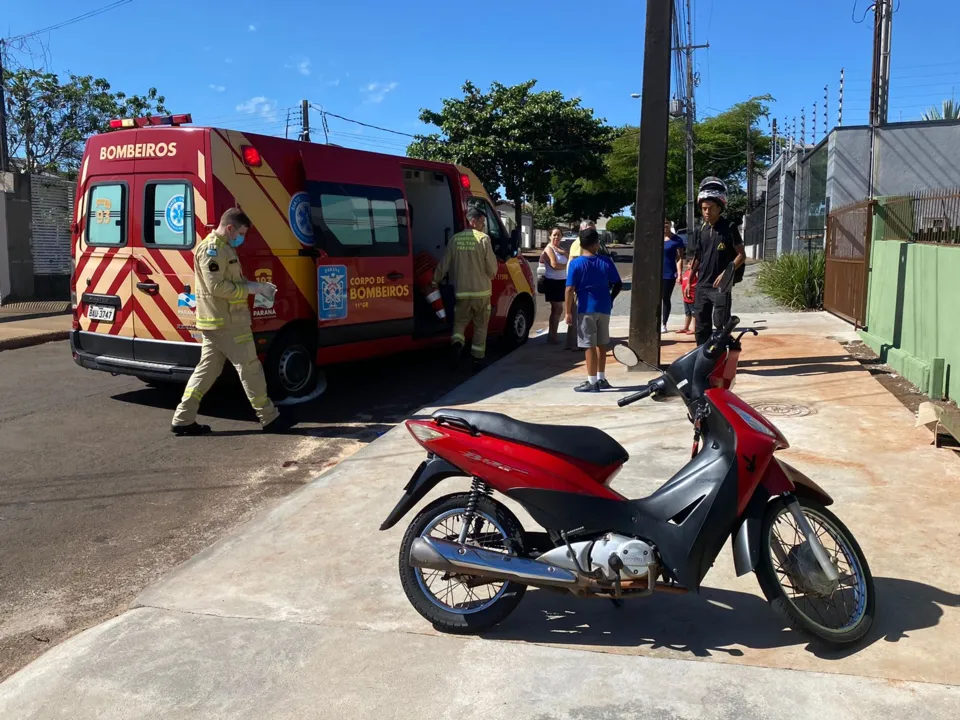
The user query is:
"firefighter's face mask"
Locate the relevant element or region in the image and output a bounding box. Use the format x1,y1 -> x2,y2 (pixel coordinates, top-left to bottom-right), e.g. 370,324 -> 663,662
229,225 -> 249,248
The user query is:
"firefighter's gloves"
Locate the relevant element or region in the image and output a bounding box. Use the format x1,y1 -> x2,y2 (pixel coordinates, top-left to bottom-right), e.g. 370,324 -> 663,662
246,281 -> 278,299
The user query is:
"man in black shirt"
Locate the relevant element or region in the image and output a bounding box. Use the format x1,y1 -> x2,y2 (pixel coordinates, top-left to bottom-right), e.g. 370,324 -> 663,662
690,179 -> 746,346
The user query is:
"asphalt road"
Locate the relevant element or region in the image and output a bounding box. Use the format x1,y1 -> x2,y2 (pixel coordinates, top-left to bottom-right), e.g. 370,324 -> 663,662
0,336 -> 519,680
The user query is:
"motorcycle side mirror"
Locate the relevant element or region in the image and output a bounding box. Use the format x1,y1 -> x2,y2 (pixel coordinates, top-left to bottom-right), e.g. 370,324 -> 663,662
613,343 -> 640,368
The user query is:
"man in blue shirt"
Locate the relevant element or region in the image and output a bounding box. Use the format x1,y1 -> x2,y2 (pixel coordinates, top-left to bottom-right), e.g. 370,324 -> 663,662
565,228 -> 623,392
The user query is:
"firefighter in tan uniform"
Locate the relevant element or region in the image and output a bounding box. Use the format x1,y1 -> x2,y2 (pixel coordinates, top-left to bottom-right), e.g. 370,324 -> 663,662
171,208 -> 296,436
433,207 -> 498,370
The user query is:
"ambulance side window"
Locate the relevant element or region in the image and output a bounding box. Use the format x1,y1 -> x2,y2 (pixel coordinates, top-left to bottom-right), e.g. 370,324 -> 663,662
307,181 -> 408,258
86,183 -> 127,247
144,181 -> 194,248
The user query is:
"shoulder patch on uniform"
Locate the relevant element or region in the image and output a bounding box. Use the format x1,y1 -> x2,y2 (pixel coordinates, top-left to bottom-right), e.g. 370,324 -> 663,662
206,247 -> 218,257
208,261 -> 220,272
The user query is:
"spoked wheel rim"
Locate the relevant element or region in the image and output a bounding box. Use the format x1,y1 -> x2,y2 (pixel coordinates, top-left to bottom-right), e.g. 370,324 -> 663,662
414,508 -> 511,615
766,505 -> 868,633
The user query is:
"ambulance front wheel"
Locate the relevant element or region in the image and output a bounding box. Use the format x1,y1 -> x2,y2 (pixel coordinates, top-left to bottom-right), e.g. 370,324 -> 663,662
266,329 -> 318,400
502,296 -> 533,349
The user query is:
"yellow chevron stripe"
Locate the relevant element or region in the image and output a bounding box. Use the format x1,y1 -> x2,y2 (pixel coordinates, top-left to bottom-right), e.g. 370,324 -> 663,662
210,132 -> 317,312
506,257 -> 532,296
137,286 -> 183,341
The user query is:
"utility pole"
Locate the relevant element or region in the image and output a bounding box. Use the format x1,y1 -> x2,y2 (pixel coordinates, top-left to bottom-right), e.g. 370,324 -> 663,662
300,99 -> 310,142
285,109 -> 291,140
771,118 -> 778,162
868,1 -> 893,198
679,0 -> 708,235
629,0 -> 674,368
0,40 -> 10,173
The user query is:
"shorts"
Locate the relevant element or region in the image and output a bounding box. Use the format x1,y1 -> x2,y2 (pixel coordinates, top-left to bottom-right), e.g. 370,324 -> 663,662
543,277 -> 566,303
578,312 -> 611,348
683,301 -> 695,317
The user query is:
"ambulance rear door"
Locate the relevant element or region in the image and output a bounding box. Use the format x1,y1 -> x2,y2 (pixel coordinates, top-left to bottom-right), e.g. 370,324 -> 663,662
301,145 -> 413,346
129,128 -> 208,363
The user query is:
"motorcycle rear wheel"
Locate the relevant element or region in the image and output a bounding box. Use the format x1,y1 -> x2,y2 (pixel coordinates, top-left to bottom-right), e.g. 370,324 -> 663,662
399,493 -> 527,634
756,496 -> 875,647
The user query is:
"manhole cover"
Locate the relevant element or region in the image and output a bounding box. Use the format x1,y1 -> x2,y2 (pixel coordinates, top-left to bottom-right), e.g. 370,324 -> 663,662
750,401 -> 817,418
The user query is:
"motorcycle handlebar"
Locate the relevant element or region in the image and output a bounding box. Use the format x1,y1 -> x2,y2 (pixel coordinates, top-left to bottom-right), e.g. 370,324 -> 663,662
618,385 -> 652,407
720,315 -> 741,337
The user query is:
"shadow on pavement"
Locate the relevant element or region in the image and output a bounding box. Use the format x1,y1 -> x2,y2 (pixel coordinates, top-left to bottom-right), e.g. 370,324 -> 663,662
484,576 -> 959,660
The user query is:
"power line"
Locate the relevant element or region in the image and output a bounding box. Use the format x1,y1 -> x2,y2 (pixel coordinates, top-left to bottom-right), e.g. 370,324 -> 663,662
4,0 -> 133,42
314,107 -> 420,138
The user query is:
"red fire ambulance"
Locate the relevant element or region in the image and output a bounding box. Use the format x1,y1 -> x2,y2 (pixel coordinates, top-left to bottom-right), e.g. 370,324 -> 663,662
69,115 -> 535,398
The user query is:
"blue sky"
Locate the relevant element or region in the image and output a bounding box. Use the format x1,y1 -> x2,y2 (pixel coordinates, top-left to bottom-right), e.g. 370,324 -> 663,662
4,0 -> 959,155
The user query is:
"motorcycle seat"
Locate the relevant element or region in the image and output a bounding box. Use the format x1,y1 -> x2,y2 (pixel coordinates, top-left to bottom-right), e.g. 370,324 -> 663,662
432,409 -> 629,467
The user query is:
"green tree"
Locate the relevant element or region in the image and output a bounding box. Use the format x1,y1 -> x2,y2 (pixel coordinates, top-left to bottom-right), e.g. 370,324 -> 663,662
605,216 -> 635,241
2,68 -> 167,176
407,80 -> 613,234
922,97 -> 960,121
552,125 -> 638,222
582,97 -> 774,229
531,201 -> 560,230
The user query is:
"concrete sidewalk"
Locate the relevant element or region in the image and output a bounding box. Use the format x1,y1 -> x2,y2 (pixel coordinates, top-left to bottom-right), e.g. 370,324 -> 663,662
2,312 -> 959,719
0,304 -> 71,351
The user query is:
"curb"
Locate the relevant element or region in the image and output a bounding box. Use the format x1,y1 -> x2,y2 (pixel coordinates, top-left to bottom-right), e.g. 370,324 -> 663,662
0,331 -> 70,352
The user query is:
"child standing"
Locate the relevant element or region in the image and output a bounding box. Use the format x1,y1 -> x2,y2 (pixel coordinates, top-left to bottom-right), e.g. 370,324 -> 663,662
565,228 -> 623,392
679,266 -> 697,335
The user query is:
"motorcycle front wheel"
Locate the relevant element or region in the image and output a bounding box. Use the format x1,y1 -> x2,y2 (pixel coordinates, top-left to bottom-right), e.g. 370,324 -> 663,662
398,493 -> 527,634
755,496 -> 875,647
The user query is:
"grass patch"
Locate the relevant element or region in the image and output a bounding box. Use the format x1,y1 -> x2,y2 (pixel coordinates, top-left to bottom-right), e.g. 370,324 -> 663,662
756,251 -> 825,309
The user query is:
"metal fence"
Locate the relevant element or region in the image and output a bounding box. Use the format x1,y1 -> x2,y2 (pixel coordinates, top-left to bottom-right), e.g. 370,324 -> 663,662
880,187 -> 960,244
743,205 -> 765,247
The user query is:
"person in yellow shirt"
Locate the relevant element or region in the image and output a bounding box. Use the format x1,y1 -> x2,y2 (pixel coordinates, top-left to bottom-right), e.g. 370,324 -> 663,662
171,208 -> 297,436
433,207 -> 499,370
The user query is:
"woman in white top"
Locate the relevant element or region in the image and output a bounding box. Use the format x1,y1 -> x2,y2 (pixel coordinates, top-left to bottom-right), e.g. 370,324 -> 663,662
540,227 -> 569,344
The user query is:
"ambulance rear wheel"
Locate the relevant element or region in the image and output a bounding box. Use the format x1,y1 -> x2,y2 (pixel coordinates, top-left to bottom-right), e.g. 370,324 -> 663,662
267,331 -> 318,400
503,297 -> 532,349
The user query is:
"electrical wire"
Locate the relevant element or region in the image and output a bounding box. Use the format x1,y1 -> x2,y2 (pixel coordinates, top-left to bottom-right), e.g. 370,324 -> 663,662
852,1 -> 875,24
4,0 -> 133,42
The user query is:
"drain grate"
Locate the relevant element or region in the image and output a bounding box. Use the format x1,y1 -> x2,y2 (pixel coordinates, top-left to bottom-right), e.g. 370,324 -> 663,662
750,401 -> 817,418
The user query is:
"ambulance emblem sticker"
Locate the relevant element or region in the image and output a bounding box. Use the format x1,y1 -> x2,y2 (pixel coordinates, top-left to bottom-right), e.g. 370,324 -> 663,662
318,265 -> 347,320
289,191 -> 315,247
165,194 -> 185,234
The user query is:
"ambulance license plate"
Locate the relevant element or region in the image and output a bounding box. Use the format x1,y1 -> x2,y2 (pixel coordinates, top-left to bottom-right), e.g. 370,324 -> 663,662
87,304 -> 115,322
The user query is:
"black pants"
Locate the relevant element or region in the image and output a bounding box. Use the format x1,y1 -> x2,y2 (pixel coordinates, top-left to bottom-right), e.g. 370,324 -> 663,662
661,278 -> 676,326
694,284 -> 732,346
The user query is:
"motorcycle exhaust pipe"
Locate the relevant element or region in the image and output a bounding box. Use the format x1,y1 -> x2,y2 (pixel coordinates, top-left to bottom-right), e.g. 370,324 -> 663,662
409,537 -> 580,588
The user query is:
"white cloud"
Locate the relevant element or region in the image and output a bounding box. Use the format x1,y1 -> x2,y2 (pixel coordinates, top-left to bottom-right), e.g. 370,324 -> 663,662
236,96 -> 278,123
283,56 -> 312,76
362,81 -> 398,104
209,84 -> 226,93
248,24 -> 257,31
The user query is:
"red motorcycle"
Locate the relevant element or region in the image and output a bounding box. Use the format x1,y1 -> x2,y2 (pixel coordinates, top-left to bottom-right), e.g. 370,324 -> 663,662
382,317 -> 875,647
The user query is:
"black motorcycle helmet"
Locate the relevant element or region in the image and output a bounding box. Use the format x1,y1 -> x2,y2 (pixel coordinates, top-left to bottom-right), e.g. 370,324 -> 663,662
697,176 -> 727,207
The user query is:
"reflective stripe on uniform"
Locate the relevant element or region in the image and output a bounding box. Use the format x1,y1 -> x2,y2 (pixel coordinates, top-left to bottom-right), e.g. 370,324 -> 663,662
251,394 -> 270,409
451,333 -> 465,344
181,387 -> 204,403
471,346 -> 486,358
233,284 -> 246,301
234,332 -> 254,344
228,298 -> 247,304
196,317 -> 225,328
455,290 -> 491,299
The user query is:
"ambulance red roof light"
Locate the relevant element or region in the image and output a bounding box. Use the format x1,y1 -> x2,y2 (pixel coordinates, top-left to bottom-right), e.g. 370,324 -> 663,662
109,118 -> 136,129
459,173 -> 471,189
241,145 -> 262,167
108,114 -> 193,130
